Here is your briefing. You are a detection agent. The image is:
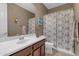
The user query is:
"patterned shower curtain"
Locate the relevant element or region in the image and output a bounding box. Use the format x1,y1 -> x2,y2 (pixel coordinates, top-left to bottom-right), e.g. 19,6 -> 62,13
43,12 -> 57,48
43,8 -> 75,52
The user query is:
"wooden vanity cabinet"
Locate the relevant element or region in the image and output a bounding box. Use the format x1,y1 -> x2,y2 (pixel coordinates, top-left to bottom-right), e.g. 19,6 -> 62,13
32,39 -> 45,56
32,44 -> 45,56
10,46 -> 32,56
10,39 -> 45,56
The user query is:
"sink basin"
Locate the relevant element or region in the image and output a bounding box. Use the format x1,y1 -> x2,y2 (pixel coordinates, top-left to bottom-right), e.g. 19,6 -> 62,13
17,39 -> 30,44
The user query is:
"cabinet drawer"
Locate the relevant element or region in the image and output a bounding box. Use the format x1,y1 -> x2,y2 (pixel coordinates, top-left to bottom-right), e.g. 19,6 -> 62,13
11,46 -> 32,56
33,39 -> 45,50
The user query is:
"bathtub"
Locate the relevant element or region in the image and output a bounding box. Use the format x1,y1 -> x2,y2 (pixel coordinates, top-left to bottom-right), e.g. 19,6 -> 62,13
45,42 -> 75,55
45,42 -> 54,54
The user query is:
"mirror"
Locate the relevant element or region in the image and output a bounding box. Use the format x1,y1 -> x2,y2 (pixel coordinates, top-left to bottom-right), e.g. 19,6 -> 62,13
7,3 -> 35,36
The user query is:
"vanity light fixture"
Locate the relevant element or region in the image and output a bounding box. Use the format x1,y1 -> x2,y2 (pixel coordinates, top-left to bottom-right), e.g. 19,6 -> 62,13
12,16 -> 19,23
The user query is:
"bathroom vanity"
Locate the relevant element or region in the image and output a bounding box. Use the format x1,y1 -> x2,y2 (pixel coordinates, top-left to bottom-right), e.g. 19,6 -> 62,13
10,39 -> 45,56
0,35 -> 46,56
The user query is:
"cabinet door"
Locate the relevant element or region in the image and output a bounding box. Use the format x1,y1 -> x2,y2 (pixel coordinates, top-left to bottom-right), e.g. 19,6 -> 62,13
11,46 -> 32,56
41,45 -> 45,56
33,48 -> 41,56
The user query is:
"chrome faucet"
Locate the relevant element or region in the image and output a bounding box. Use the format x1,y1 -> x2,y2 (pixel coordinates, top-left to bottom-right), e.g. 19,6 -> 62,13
19,36 -> 24,40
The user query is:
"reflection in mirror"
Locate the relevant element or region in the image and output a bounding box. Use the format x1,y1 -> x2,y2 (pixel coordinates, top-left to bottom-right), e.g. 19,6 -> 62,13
7,3 -> 35,36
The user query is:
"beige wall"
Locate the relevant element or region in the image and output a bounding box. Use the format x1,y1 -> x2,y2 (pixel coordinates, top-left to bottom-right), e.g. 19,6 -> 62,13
73,4 -> 79,22
33,3 -> 48,36
33,3 -> 48,16
7,3 -> 34,36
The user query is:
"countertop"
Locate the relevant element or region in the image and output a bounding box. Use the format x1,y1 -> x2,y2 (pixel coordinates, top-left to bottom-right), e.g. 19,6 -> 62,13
0,35 -> 46,56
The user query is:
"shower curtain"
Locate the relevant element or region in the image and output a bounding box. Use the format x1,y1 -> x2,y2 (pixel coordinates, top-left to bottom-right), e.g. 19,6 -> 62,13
28,8 -> 75,53
43,12 -> 57,48
43,8 -> 75,53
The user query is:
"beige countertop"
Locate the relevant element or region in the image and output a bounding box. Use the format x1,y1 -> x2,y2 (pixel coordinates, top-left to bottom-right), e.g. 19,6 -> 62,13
0,35 -> 46,56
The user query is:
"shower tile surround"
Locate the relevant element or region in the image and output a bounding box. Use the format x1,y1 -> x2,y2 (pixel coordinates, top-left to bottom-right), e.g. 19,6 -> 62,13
28,8 -> 75,53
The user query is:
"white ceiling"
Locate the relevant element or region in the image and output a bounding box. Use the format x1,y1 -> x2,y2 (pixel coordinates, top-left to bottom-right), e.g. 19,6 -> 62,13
43,3 -> 66,9
15,3 -> 66,14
